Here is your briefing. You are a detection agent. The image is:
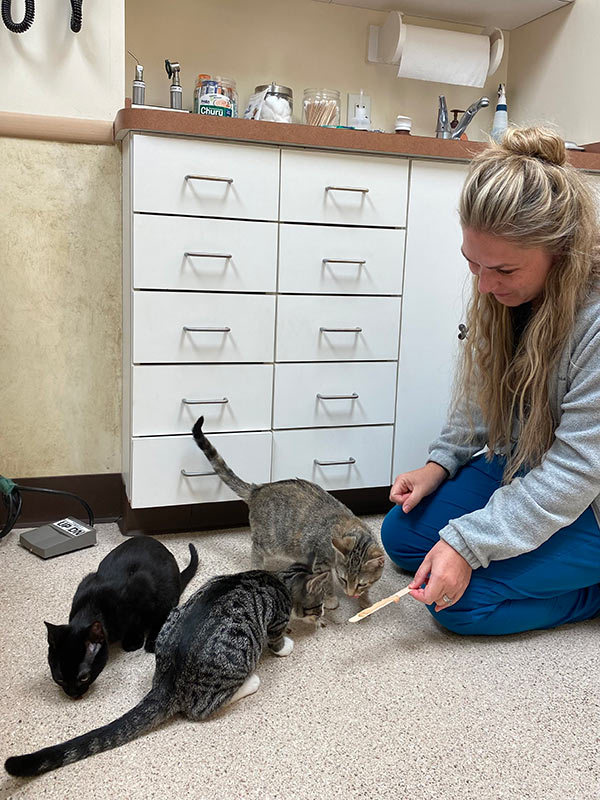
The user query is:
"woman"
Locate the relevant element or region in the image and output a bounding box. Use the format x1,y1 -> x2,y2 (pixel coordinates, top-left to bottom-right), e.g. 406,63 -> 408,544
381,126 -> 600,635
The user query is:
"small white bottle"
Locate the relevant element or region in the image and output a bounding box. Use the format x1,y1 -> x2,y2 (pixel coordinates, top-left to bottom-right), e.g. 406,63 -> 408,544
350,89 -> 370,130
491,83 -> 508,143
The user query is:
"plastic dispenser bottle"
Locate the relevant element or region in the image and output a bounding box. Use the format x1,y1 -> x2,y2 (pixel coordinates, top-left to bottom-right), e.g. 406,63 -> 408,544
350,89 -> 370,130
491,83 -> 508,143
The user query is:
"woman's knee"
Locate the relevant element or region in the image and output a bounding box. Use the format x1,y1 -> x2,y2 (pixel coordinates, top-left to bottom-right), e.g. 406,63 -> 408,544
381,506 -> 425,570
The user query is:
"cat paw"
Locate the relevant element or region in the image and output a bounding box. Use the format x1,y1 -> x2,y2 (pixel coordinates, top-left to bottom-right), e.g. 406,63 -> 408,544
228,673 -> 261,704
324,595 -> 339,610
273,635 -> 294,657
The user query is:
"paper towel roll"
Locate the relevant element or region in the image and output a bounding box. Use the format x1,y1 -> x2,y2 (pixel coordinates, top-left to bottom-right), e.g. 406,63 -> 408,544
398,24 -> 490,88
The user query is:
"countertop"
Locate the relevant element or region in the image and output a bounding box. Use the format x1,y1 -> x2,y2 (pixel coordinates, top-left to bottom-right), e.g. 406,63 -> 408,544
113,106 -> 600,171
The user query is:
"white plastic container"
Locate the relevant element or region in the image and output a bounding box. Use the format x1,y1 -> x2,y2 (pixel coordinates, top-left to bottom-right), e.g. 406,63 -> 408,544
394,115 -> 412,134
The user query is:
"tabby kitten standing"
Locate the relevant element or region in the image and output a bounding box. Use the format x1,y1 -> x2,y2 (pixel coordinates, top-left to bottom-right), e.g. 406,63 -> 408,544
45,538 -> 198,698
192,417 -> 385,609
5,564 -> 327,777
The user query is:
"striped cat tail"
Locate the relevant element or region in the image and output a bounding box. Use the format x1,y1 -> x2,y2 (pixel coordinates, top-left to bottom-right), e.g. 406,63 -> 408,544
5,687 -> 174,777
191,417 -> 254,502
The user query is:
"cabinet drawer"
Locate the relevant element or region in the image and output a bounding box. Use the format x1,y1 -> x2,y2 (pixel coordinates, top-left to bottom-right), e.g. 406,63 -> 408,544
272,426 -> 393,490
279,224 -> 404,295
132,292 -> 275,364
273,362 -> 397,429
276,296 -> 400,362
132,135 -> 279,220
133,216 -> 277,292
132,364 -> 273,436
280,150 -> 408,226
130,432 -> 272,508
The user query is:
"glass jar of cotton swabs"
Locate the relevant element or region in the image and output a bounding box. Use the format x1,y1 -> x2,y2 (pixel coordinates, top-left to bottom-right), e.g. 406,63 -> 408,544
303,88 -> 341,127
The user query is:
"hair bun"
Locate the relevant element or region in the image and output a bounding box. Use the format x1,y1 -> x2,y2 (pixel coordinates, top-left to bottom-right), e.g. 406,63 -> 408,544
501,127 -> 567,166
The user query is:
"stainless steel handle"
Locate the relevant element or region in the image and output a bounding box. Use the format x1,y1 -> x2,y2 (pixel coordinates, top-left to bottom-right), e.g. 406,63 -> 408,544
319,327 -> 362,333
181,469 -> 216,477
183,326 -> 231,333
184,252 -> 233,260
325,186 -> 369,193
314,457 -> 356,466
322,259 -> 366,266
182,397 -> 229,405
185,174 -> 234,184
316,393 -> 359,400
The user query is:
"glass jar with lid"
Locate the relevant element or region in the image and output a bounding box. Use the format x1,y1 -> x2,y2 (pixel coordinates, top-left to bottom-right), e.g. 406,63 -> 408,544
303,88 -> 340,127
254,83 -> 293,123
196,75 -> 238,118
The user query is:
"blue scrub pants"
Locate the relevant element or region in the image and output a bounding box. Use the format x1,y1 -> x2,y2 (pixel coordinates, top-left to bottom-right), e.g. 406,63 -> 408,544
381,454 -> 600,635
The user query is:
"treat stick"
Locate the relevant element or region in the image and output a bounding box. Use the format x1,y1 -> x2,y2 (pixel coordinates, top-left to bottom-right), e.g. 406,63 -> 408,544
348,585 -> 412,623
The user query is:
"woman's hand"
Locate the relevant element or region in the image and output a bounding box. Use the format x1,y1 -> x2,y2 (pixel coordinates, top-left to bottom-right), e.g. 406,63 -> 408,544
409,540 -> 472,612
390,462 -> 448,512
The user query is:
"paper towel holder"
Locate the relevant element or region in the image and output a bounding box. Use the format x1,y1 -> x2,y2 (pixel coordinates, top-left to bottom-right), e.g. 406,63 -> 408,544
367,11 -> 504,82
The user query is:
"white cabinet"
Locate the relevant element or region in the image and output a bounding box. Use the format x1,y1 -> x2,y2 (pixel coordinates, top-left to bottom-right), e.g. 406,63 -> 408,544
280,149 -> 408,226
393,160 -> 470,476
132,135 -> 279,220
123,131 -> 463,515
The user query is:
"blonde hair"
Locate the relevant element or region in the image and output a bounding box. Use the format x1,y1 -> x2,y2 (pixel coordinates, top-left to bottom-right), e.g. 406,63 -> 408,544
456,126 -> 600,482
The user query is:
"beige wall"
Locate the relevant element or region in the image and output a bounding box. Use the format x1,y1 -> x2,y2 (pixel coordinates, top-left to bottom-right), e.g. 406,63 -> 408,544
0,0 -> 124,120
0,138 -> 122,477
1,0 -> 584,480
508,0 -> 599,144
126,0 -> 509,140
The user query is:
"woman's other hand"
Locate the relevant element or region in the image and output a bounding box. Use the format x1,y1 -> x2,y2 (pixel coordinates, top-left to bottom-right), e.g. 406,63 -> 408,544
409,540 -> 472,612
390,462 -> 448,512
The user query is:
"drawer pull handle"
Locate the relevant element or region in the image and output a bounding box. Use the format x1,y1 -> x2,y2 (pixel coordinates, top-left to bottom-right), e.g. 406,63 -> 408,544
185,174 -> 234,184
322,259 -> 366,266
325,185 -> 369,194
319,327 -> 362,333
183,326 -> 231,333
182,397 -> 229,405
314,457 -> 356,467
181,469 -> 216,477
185,252 -> 233,260
317,393 -> 359,400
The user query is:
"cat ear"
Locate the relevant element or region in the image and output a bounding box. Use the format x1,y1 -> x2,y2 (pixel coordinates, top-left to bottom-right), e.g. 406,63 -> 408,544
306,572 -> 329,593
364,555 -> 385,572
331,536 -> 356,556
87,621 -> 105,644
44,622 -> 64,645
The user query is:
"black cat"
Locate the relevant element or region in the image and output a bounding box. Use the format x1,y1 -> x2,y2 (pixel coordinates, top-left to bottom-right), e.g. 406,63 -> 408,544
45,537 -> 198,698
5,564 -> 328,777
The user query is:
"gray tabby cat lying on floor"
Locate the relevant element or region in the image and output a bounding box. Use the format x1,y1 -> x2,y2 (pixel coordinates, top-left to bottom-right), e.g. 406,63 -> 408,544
5,563 -> 327,777
192,416 -> 385,610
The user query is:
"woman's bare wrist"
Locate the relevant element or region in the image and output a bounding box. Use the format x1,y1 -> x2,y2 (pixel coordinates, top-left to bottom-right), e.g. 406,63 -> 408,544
425,461 -> 449,482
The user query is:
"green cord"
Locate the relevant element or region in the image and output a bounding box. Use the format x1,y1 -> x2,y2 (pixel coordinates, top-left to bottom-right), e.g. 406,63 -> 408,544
0,476 -> 17,496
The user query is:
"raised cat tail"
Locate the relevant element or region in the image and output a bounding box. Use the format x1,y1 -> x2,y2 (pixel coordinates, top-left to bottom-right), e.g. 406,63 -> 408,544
5,686 -> 174,777
179,543 -> 199,591
191,417 -> 254,502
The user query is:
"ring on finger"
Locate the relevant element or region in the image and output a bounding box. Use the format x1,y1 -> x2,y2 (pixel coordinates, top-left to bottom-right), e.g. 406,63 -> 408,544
442,593 -> 453,604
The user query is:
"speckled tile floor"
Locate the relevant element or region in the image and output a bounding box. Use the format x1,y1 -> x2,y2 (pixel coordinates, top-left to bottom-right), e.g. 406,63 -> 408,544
1,518 -> 599,800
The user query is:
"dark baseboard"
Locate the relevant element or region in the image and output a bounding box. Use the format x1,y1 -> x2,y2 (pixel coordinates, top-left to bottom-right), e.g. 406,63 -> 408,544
3,473 -> 393,536
118,483 -> 394,536
10,473 -> 122,528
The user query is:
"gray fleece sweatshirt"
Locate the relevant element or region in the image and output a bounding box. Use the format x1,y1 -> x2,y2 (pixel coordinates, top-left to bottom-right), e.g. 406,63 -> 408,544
427,286 -> 600,570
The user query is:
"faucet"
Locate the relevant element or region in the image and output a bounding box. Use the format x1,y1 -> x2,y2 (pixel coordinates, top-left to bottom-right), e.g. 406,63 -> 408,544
436,95 -> 489,139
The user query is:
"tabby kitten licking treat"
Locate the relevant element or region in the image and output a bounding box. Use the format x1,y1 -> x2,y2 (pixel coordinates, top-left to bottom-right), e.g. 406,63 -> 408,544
192,416 -> 385,610
45,537 -> 198,699
5,564 -> 326,777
